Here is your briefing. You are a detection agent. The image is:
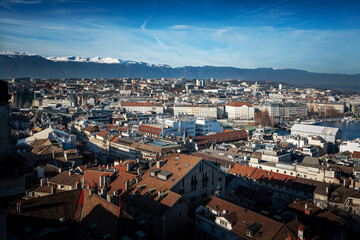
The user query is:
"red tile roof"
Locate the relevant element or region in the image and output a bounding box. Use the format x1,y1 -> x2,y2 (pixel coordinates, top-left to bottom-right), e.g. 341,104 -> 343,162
85,125 -> 99,133
352,151 -> 360,159
226,102 -> 253,107
96,130 -> 109,138
138,124 -> 162,136
229,163 -> 256,177
122,154 -> 204,215
107,171 -> 137,196
205,196 -> 294,239
192,130 -> 248,148
83,169 -> 116,188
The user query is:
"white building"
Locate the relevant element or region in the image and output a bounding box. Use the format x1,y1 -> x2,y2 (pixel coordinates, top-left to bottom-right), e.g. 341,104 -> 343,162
17,126 -> 76,150
340,139 -> 360,153
195,119 -> 223,136
291,124 -> 341,143
42,97 -> 73,108
139,117 -> 197,138
262,102 -> 308,119
225,102 -> 255,120
121,102 -> 164,114
173,105 -> 218,118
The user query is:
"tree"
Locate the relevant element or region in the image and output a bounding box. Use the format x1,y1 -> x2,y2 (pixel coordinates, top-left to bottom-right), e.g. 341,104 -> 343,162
254,110 -> 271,127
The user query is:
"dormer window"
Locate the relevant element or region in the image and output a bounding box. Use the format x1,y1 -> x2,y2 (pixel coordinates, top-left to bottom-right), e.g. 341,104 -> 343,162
246,222 -> 262,238
220,219 -> 227,227
246,229 -> 253,237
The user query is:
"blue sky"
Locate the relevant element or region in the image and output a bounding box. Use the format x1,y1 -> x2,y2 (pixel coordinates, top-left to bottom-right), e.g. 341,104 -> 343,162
0,0 -> 360,73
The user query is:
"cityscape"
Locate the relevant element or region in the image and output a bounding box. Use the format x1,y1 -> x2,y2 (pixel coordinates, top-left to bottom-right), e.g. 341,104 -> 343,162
1,1 -> 360,240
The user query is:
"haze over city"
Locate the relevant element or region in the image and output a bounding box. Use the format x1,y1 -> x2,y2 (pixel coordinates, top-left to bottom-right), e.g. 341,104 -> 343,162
1,0 -> 360,73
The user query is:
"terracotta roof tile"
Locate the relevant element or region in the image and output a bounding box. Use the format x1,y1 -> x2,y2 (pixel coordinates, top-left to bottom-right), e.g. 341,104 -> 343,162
226,102 -> 253,107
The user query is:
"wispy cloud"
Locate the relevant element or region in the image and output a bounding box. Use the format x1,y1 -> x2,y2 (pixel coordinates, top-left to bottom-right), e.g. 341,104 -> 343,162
1,1 -> 360,74
0,0 -> 42,11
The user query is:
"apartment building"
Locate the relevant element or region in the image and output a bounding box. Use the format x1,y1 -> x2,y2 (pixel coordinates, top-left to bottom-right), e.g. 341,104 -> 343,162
249,156 -> 336,183
121,154 -> 226,239
262,102 -> 308,120
229,163 -> 331,208
339,139 -> 360,153
225,102 -> 255,120
121,102 -> 164,114
173,105 -> 218,118
195,195 -> 305,240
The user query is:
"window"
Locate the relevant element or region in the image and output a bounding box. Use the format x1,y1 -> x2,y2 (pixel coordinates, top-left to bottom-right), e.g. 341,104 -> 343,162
178,210 -> 182,218
202,193 -> 207,199
246,229 -> 253,237
220,220 -> 227,227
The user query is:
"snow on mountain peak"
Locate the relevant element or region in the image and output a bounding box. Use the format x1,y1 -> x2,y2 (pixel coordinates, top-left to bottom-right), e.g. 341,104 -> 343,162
1,50 -> 171,67
0,51 -> 38,57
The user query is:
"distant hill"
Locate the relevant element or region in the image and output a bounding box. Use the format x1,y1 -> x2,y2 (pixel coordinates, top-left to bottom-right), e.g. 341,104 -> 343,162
1,51 -> 359,90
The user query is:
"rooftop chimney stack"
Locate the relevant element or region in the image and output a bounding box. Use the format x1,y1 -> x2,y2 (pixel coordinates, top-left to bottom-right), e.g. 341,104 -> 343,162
125,180 -> 129,190
298,225 -> 304,240
16,199 -> 23,215
51,184 -> 56,194
137,167 -> 142,176
40,178 -> 47,186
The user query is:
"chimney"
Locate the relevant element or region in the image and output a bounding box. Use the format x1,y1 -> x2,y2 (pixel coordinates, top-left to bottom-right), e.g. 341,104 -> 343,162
343,179 -> 346,187
351,178 -> 355,189
76,180 -> 81,189
137,167 -> 142,176
68,171 -> 72,176
40,178 -> 47,186
156,161 -> 161,169
51,184 -> 56,194
298,225 -> 304,240
99,176 -> 104,188
16,200 -> 23,215
100,187 -> 107,199
137,158 -> 140,164
52,150 -> 55,159
125,180 -> 129,190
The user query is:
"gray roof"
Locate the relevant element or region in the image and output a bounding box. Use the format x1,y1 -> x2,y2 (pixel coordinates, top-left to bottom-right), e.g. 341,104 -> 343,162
291,124 -> 339,136
299,156 -> 320,166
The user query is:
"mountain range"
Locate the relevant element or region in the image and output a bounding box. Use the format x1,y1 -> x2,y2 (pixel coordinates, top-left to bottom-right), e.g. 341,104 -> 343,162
1,51 -> 359,90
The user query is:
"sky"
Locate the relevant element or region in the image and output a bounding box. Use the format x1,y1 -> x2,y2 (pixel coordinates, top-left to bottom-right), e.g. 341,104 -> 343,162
0,0 -> 360,74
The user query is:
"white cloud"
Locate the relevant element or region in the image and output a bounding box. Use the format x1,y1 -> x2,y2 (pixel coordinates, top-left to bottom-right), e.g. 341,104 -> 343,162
1,14 -> 360,74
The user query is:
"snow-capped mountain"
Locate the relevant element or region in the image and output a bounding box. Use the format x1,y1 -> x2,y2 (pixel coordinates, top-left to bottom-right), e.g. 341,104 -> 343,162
1,50 -> 359,90
1,51 -> 171,67
46,55 -> 171,67
0,51 -> 38,57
